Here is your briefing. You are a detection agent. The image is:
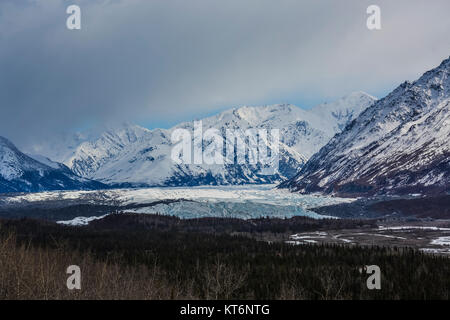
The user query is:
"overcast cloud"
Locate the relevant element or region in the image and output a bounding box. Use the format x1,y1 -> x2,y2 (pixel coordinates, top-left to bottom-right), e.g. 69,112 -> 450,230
1,0 -> 449,149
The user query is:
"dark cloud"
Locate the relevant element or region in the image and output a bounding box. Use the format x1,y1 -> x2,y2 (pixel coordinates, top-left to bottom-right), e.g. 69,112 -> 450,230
1,0 -> 449,149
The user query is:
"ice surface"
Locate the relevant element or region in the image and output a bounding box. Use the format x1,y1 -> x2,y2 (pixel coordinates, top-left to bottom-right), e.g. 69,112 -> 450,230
126,200 -> 330,220
1,185 -> 355,222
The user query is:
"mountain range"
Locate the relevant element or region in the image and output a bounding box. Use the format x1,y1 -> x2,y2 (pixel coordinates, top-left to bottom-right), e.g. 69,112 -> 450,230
3,56 -> 448,195
280,57 -> 450,196
30,92 -> 375,188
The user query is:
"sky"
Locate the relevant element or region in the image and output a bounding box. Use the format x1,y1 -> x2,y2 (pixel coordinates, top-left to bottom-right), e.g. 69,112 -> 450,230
1,0 -> 450,150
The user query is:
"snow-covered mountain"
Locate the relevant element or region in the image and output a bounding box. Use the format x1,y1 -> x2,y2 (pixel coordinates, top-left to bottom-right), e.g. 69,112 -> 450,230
37,92 -> 375,187
281,57 -> 450,196
26,153 -> 73,173
0,136 -> 107,193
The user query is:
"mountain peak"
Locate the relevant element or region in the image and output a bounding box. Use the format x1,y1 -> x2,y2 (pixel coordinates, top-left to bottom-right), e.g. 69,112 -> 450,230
343,91 -> 377,101
313,91 -> 376,109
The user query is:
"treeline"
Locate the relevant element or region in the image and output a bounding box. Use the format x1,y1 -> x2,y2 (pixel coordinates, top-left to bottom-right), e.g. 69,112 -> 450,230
88,213 -> 377,234
0,218 -> 449,300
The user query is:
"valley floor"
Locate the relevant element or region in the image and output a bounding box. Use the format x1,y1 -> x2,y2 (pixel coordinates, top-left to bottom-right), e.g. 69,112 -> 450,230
287,222 -> 450,255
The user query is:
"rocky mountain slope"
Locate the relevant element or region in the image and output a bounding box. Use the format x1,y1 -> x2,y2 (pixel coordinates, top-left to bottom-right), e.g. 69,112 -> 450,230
280,57 -> 450,196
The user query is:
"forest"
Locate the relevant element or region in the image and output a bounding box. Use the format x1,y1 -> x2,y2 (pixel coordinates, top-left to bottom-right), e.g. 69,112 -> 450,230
0,216 -> 449,300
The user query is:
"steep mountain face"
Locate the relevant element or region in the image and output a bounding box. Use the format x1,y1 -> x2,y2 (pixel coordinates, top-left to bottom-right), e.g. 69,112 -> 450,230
0,136 -> 107,193
281,57 -> 450,196
65,124 -> 152,180
37,92 -> 375,187
276,92 -> 376,158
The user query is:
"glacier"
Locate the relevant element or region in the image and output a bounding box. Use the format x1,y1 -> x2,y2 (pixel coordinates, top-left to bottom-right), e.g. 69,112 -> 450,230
0,185 -> 355,224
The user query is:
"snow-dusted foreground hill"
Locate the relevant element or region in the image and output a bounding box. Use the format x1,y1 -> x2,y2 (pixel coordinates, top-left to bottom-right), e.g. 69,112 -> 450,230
31,92 -> 375,187
0,185 -> 355,223
281,56 -> 450,196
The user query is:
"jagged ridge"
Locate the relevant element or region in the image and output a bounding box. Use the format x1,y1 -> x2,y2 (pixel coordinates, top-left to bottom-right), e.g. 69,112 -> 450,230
281,57 -> 450,196
37,92 -> 375,187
